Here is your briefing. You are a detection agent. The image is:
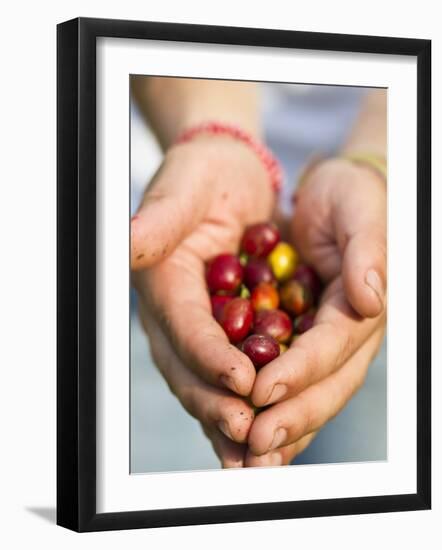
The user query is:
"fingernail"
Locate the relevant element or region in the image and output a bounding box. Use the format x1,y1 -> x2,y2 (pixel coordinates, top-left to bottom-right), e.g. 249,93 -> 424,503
365,269 -> 385,308
265,383 -> 287,405
220,375 -> 239,394
270,428 -> 287,451
218,421 -> 233,440
270,452 -> 283,466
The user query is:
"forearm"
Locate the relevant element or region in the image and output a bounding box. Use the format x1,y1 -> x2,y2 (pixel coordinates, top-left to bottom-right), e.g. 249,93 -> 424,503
341,89 -> 387,157
131,76 -> 261,150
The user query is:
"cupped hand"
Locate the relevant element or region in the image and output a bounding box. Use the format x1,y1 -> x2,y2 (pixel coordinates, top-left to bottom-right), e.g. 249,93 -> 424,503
246,158 -> 387,466
131,136 -> 275,466
139,301 -> 255,467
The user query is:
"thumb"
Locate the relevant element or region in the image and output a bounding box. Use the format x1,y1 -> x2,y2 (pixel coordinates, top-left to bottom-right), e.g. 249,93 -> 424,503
341,228 -> 387,319
131,155 -> 209,270
333,170 -> 387,319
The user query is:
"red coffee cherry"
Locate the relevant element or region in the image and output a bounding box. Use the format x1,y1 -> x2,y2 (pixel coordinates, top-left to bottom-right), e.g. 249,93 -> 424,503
294,310 -> 316,334
219,297 -> 254,343
251,282 -> 280,311
254,309 -> 293,343
280,280 -> 313,316
242,334 -> 280,370
241,222 -> 280,258
211,295 -> 234,322
206,254 -> 243,294
244,257 -> 276,290
292,264 -> 322,303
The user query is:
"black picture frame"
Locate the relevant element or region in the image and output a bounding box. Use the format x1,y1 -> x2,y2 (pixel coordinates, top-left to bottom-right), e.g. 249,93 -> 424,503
57,17 -> 431,532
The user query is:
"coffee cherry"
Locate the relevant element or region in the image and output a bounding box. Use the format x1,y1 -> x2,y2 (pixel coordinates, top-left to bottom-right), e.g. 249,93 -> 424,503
251,282 -> 280,311
294,310 -> 316,334
206,254 -> 243,294
279,343 -> 289,354
219,297 -> 253,343
241,222 -> 280,258
211,295 -> 233,322
244,257 -> 275,290
267,242 -> 298,282
280,280 -> 313,316
293,264 -> 322,303
254,309 -> 293,343
242,334 -> 280,370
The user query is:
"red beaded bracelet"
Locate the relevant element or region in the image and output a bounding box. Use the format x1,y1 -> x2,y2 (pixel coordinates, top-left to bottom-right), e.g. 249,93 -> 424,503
174,121 -> 283,192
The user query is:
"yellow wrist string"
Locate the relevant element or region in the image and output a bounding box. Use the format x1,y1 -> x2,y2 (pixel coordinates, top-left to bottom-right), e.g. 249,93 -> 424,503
340,152 -> 387,182
296,152 -> 387,189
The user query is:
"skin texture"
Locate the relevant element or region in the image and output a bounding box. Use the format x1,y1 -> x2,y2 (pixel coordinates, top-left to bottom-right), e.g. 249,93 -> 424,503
131,77 -> 387,467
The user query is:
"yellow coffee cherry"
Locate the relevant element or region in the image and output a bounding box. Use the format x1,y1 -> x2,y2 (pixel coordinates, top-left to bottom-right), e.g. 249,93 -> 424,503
267,242 -> 298,282
279,343 -> 288,354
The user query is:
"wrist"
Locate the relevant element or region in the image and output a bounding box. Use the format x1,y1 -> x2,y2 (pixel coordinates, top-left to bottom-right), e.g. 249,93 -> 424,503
142,78 -> 261,147
298,154 -> 386,190
159,111 -> 261,149
173,121 -> 283,192
176,111 -> 261,142
340,152 -> 387,184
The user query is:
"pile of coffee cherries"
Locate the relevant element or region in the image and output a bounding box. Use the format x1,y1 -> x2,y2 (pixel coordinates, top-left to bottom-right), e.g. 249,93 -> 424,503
206,222 -> 322,371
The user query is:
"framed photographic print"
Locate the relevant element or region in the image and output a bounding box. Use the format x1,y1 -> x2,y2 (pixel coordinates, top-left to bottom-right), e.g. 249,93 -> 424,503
57,17 -> 431,532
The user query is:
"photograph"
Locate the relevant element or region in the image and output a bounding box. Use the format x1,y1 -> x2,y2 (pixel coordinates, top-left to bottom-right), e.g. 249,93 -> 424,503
1,0 -> 437,545
56,17 -> 431,531
129,76 -> 387,473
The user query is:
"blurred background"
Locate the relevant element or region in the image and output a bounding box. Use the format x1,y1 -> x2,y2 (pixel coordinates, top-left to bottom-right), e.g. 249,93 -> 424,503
130,81 -> 387,473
